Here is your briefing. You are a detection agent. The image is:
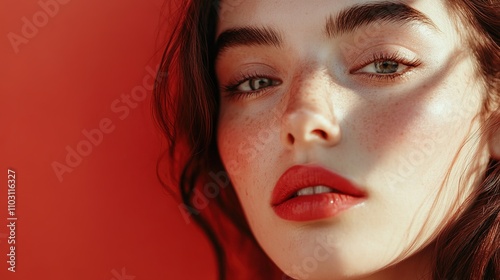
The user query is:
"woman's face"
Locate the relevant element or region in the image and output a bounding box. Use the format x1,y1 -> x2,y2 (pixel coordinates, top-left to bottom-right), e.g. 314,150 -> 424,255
215,0 -> 491,279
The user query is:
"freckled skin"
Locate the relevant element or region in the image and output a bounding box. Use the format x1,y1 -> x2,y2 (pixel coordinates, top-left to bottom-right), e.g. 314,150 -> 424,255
215,1 -> 494,279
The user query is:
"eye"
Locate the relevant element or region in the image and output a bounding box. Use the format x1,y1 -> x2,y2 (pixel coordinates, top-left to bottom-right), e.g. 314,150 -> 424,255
357,59 -> 407,75
351,52 -> 422,80
222,74 -> 283,100
236,77 -> 280,92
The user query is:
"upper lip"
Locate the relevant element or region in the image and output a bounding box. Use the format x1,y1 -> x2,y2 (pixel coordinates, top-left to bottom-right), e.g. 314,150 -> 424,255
271,164 -> 366,206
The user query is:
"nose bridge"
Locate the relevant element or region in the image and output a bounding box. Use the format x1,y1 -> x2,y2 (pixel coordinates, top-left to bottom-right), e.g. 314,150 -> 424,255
281,66 -> 341,148
286,66 -> 336,114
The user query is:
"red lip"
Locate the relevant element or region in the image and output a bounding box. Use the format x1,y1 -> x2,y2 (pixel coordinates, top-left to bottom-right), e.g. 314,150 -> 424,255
271,165 -> 366,221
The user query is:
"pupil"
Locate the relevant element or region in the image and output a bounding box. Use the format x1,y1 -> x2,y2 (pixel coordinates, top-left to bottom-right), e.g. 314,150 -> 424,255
251,78 -> 269,90
375,61 -> 398,74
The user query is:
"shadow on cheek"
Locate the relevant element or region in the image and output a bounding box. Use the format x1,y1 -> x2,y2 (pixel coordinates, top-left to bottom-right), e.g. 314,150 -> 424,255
346,49 -> 480,178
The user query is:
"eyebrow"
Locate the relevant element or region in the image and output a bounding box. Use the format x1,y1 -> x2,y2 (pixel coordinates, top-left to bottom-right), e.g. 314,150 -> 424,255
215,26 -> 283,58
215,1 -> 437,58
325,1 -> 437,37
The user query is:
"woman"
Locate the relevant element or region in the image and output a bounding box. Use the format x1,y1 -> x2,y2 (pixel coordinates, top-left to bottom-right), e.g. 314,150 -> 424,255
153,0 -> 499,279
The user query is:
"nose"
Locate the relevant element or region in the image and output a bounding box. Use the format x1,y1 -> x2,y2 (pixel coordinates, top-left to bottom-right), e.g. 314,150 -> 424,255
280,76 -> 341,149
281,109 -> 341,149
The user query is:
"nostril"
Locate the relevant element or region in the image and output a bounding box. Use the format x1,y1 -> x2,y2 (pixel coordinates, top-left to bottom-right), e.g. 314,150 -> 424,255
312,129 -> 328,140
282,113 -> 340,148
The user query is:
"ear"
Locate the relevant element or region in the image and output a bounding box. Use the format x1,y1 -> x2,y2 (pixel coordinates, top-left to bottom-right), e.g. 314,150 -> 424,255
489,120 -> 500,160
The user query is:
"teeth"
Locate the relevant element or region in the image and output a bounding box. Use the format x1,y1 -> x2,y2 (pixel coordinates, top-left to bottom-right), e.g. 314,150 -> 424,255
296,185 -> 333,196
314,186 -> 332,194
297,187 -> 314,196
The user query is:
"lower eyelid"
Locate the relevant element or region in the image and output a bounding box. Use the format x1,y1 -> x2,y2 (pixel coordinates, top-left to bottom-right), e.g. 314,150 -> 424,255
356,68 -> 417,83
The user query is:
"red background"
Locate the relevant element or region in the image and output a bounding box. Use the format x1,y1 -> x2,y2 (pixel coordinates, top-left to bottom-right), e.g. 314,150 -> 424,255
0,0 -> 216,279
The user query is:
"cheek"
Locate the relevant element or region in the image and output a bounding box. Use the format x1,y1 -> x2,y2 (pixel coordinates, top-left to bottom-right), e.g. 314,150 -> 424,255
344,82 -> 484,253
356,98 -> 437,155
356,81 -> 482,157
217,107 -> 281,196
217,109 -> 285,231
217,120 -> 250,177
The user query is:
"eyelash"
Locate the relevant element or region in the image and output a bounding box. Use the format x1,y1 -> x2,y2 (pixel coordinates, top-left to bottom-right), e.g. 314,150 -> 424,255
222,52 -> 423,100
222,72 -> 279,101
351,52 -> 423,81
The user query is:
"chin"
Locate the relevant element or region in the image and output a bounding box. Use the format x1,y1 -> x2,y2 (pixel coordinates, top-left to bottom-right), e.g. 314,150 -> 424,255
264,235 -> 386,280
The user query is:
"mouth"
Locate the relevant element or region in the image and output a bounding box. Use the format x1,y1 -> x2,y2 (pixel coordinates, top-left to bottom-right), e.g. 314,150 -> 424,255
294,185 -> 338,197
271,165 -> 367,221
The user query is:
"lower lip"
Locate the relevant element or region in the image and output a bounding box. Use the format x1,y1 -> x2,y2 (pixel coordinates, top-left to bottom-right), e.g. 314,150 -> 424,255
272,193 -> 364,221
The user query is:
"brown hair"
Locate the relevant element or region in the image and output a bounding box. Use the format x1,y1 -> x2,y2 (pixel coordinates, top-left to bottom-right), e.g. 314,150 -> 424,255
432,1 -> 499,279
152,0 -> 499,279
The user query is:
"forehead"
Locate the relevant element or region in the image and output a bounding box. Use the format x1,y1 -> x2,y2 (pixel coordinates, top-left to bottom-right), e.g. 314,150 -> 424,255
216,0 -> 451,37
217,0 -> 325,38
